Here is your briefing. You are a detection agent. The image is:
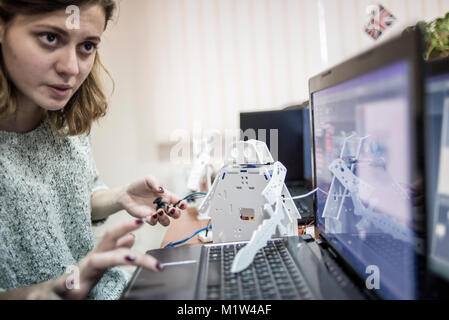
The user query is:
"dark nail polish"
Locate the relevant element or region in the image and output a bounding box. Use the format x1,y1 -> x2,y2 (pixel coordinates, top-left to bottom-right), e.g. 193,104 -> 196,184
156,262 -> 164,271
169,208 -> 175,215
152,213 -> 158,219
158,210 -> 164,216
136,218 -> 144,225
125,255 -> 136,262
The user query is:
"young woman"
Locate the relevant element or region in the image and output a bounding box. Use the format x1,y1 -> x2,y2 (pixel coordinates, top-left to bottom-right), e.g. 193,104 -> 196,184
0,0 -> 187,299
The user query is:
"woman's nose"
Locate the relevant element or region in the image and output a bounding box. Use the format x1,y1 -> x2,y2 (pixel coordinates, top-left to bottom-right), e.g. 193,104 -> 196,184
55,46 -> 79,77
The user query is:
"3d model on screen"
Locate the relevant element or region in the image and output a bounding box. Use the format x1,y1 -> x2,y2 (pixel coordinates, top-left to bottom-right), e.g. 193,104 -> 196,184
322,134 -> 413,243
197,140 -> 300,244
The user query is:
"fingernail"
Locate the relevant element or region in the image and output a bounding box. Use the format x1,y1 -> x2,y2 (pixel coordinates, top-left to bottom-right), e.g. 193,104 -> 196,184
180,203 -> 186,209
156,262 -> 164,271
136,218 -> 144,225
158,187 -> 164,193
169,208 -> 176,215
152,213 -> 158,219
158,210 -> 164,216
125,255 -> 136,262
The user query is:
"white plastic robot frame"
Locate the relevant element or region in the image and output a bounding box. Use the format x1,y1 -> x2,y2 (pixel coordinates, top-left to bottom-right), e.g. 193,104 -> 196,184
198,140 -> 301,244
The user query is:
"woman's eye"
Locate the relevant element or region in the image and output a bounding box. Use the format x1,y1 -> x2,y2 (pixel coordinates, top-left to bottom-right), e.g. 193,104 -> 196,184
39,33 -> 58,45
81,42 -> 97,54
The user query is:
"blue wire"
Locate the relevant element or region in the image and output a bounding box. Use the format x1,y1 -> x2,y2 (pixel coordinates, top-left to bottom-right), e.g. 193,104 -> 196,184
174,192 -> 208,207
182,192 -> 207,200
184,195 -> 206,201
164,225 -> 212,248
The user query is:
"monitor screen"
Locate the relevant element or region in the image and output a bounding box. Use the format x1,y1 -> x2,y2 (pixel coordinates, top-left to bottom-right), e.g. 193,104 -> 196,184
312,60 -> 418,299
427,71 -> 449,282
240,109 -> 305,184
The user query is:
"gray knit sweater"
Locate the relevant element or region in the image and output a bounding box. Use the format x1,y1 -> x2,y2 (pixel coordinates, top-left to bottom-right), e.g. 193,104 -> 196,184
0,118 -> 130,299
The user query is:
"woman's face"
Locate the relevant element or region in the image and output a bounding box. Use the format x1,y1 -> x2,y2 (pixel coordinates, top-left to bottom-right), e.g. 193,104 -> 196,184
0,4 -> 105,111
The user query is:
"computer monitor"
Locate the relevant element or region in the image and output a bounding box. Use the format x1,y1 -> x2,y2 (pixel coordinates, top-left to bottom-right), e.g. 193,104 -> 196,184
309,30 -> 424,299
426,57 -> 449,284
299,102 -> 313,183
240,108 -> 308,186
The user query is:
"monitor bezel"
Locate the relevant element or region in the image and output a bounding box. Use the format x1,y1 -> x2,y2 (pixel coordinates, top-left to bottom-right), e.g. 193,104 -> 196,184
308,28 -> 426,299
426,56 -> 449,78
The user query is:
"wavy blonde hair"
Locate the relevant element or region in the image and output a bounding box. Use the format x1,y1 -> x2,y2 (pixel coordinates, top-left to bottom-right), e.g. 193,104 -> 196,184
0,0 -> 117,136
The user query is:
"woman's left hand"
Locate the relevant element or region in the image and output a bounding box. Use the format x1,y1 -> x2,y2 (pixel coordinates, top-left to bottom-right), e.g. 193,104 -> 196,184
118,175 -> 187,227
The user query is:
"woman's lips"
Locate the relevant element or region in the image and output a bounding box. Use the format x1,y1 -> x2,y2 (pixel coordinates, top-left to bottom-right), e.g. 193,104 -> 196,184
47,85 -> 72,98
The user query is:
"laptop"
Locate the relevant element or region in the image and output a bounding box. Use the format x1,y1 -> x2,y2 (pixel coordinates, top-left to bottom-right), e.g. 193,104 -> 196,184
424,57 -> 449,297
240,107 -> 314,223
121,28 -> 425,300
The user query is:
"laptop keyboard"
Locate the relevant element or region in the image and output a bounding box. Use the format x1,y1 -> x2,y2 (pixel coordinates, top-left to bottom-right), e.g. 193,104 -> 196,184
205,239 -> 314,300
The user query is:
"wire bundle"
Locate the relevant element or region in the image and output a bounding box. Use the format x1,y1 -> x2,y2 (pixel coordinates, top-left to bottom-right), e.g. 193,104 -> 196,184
174,191 -> 208,207
164,192 -> 211,249
298,220 -> 315,235
182,191 -> 208,201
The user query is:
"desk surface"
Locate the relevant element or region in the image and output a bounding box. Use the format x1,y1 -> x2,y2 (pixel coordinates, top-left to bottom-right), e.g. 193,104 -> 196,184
160,207 -> 209,248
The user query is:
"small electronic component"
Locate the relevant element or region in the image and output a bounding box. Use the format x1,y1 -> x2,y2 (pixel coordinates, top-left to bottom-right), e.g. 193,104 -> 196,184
198,230 -> 213,243
153,197 -> 168,212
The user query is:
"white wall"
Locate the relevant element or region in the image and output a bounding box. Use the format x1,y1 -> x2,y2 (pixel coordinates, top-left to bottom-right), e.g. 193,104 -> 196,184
91,0 -> 449,257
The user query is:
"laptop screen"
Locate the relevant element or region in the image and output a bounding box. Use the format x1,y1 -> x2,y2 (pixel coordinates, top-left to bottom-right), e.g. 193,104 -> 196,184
311,60 -> 418,299
240,109 -> 305,184
427,70 -> 449,282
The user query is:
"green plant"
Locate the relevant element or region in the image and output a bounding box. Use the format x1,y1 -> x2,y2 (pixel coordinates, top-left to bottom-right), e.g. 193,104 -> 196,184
421,12 -> 449,61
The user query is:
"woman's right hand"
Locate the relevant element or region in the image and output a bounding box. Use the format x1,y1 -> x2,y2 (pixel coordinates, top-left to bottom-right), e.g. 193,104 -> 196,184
53,218 -> 163,300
